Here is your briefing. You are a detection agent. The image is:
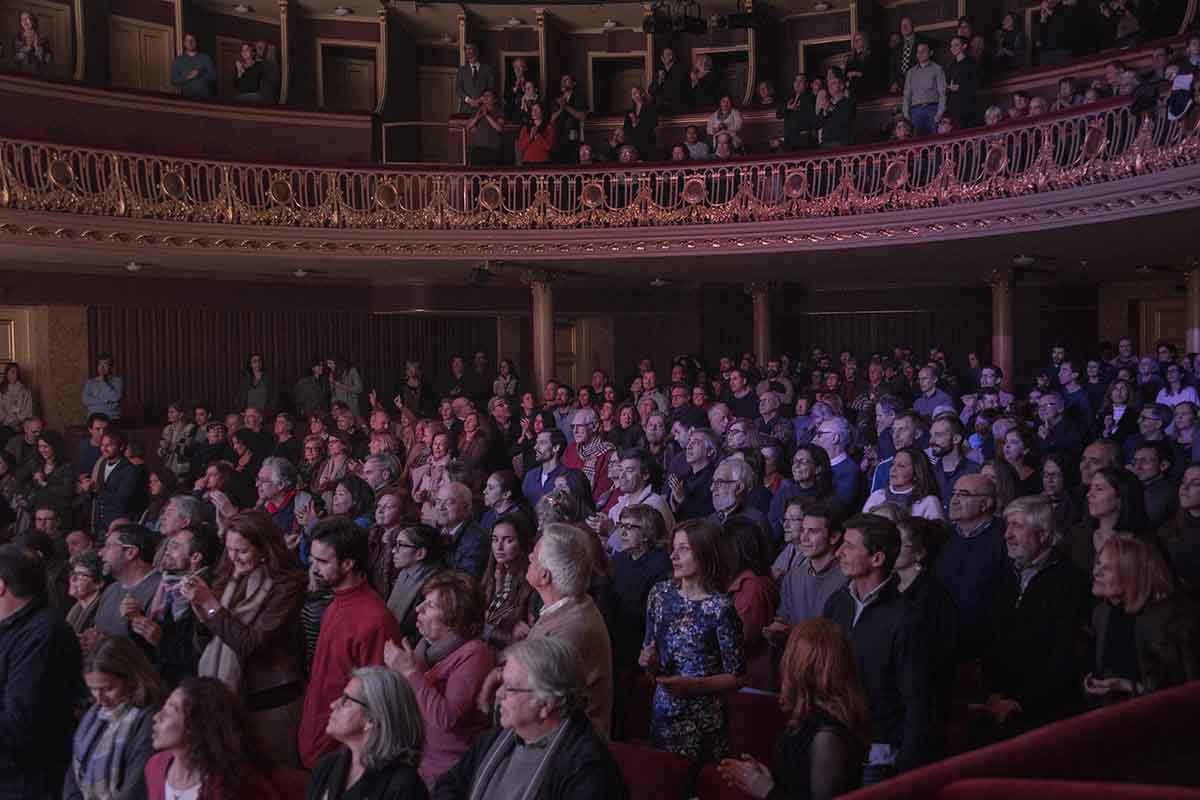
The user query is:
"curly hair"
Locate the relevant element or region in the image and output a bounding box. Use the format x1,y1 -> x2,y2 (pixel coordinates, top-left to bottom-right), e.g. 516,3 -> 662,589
174,677 -> 268,797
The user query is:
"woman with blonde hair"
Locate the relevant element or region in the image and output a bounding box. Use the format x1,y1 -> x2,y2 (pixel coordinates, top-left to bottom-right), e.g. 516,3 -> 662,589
717,618 -> 869,799
1086,534 -> 1197,702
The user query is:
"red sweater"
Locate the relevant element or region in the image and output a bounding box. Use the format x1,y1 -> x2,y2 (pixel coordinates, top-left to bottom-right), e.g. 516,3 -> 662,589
563,440 -> 617,505
517,124 -> 555,163
298,580 -> 401,768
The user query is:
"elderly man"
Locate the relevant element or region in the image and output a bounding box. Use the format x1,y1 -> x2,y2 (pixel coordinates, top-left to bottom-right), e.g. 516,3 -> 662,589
439,637 -> 627,800
756,391 -> 793,451
913,367 -> 954,420
477,523 -> 615,739
256,456 -> 302,540
270,412 -> 302,465
814,416 -> 860,510
668,428 -> 718,520
159,494 -> 210,540
592,449 -> 674,550
1035,392 -> 1084,461
435,482 -> 488,578
709,457 -> 771,542
362,453 -> 403,494
707,402 -> 732,438
1125,403 -> 1172,464
563,408 -> 617,504
975,496 -> 1089,745
934,473 -> 1005,659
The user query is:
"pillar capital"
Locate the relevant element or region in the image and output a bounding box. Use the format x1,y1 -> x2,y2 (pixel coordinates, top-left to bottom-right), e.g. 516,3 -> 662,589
988,267 -> 1014,288
521,268 -> 558,288
744,281 -> 780,297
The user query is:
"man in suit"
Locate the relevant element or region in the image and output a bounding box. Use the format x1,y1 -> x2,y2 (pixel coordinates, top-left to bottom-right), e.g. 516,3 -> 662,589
81,430 -> 148,534
456,43 -> 495,114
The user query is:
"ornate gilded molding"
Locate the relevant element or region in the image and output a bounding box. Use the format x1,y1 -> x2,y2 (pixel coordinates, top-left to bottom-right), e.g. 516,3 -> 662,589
1,102 -> 1199,261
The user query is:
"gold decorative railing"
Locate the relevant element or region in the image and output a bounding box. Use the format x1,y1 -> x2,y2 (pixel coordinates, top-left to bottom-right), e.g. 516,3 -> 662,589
1,100 -> 1198,232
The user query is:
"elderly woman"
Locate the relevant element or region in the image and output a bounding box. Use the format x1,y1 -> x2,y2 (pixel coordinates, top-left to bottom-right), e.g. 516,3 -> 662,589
1086,535 -> 1197,703
65,636 -> 165,800
384,571 -> 494,788
181,510 -> 306,767
299,434 -> 327,492
480,513 -> 537,651
641,519 -> 746,762
412,430 -> 452,525
308,667 -> 428,799
367,489 -> 405,598
312,431 -> 359,510
144,677 -> 276,799
387,524 -> 447,643
67,549 -> 105,637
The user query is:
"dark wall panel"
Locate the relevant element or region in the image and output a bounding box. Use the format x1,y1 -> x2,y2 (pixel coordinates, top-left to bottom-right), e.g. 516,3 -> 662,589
87,306 -> 496,421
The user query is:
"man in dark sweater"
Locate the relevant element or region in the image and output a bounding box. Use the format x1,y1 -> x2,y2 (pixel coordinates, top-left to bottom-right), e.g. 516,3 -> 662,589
974,495 -> 1090,746
824,513 -> 931,783
934,473 -> 1007,660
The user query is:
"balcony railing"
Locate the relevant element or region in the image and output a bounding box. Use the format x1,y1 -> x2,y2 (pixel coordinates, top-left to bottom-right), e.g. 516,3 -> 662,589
1,100 -> 1198,233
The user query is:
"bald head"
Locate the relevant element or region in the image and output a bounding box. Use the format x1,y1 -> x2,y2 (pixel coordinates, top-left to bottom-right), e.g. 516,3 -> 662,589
948,473 -> 996,528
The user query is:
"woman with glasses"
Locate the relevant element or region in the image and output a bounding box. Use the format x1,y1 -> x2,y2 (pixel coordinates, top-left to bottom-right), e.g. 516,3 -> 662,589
309,667 -> 427,799
66,550 -> 105,637
768,444 -> 835,547
386,524 -> 446,644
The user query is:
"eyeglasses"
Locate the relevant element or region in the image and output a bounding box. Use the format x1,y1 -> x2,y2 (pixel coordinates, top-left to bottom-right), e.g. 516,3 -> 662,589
498,684 -> 534,696
951,490 -> 992,499
394,541 -> 420,550
337,692 -> 368,710
618,522 -> 645,530
711,479 -> 738,488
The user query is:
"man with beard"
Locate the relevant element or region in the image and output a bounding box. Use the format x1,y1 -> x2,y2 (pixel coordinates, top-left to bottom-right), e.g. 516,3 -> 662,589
930,414 -> 980,515
298,518 -> 401,768
521,428 -> 567,509
82,431 -> 148,534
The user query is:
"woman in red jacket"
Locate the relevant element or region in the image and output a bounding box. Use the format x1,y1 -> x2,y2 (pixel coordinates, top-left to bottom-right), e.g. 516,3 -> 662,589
517,101 -> 555,164
145,677 -> 279,800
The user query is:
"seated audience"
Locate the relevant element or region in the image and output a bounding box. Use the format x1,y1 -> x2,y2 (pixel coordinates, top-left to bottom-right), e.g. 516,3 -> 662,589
864,446 -> 944,521
707,95 -> 745,151
1063,466 -> 1149,577
309,667 -> 428,799
480,513 -> 536,651
66,549 -> 105,637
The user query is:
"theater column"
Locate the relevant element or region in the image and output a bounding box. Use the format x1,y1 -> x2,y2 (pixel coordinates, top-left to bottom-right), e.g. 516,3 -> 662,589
526,270 -> 556,394
747,283 -> 774,369
1187,266 -> 1200,355
990,268 -> 1014,392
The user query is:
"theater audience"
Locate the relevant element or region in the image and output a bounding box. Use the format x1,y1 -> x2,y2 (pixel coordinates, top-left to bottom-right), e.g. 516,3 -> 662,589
707,95 -> 744,151
517,102 -> 554,165
170,34 -> 216,98
66,549 -> 105,636
12,10 -> 52,75
480,513 -> 536,651
623,87 -> 658,161
726,516 -> 780,689
1063,466 -> 1149,577
903,42 -> 947,136
309,666 -> 428,799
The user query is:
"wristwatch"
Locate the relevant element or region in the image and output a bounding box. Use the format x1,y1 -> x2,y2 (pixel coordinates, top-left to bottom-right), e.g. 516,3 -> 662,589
205,605 -> 219,619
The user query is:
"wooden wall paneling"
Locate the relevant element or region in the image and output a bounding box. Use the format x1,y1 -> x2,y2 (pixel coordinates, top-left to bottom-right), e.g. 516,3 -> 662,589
108,14 -> 174,92
0,0 -> 72,80
215,35 -> 242,99
87,307 -> 498,422
316,38 -> 379,111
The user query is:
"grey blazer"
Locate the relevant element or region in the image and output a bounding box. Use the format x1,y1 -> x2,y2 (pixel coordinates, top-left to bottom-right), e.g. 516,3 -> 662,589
456,61 -> 496,113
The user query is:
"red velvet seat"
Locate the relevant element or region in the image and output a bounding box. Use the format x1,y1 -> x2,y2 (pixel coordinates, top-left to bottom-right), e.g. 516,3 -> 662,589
839,682 -> 1200,800
725,689 -> 787,765
611,740 -> 693,800
938,779 -> 1200,800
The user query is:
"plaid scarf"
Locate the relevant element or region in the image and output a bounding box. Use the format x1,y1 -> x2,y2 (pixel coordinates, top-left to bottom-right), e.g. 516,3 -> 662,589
73,703 -> 149,799
575,437 -> 615,485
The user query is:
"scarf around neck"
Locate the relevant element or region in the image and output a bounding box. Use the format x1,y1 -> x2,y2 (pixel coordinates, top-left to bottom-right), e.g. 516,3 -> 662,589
198,565 -> 275,691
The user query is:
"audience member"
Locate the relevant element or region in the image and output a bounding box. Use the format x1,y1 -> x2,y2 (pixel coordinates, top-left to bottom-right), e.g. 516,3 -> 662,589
456,44 -> 495,114
12,10 -> 52,75
170,33 -> 216,98
480,513 -> 536,651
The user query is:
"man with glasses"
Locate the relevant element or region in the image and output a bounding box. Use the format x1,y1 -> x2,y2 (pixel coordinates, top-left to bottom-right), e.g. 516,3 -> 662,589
1034,392 -> 1084,462
814,416 -> 860,510
935,474 -> 1005,660
256,456 -> 301,542
1122,402 -> 1172,464
756,391 -> 793,452
88,523 -> 161,643
563,408 -> 616,504
443,637 -> 627,800
668,429 -> 718,520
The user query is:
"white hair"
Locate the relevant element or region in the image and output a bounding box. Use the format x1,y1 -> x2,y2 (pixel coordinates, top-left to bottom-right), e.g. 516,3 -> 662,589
537,523 -> 592,597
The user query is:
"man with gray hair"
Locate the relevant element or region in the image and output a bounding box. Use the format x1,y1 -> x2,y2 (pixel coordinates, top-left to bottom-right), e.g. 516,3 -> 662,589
441,637 -> 628,800
708,456 -> 771,543
707,402 -> 732,437
158,494 -> 210,539
477,523 -> 613,739
256,455 -> 303,539
361,453 -> 402,494
563,407 -> 616,504
814,415 -> 861,509
668,428 -> 719,520
435,482 -> 488,578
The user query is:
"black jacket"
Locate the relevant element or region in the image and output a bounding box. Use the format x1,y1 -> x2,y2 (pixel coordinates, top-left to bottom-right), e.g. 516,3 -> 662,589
984,549 -> 1090,725
309,748 -> 428,800
0,598 -> 84,800
823,578 -> 931,772
433,713 -> 628,800
94,459 -> 149,533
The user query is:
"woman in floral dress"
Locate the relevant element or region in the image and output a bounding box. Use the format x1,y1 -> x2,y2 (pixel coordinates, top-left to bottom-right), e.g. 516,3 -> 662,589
641,518 -> 745,762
